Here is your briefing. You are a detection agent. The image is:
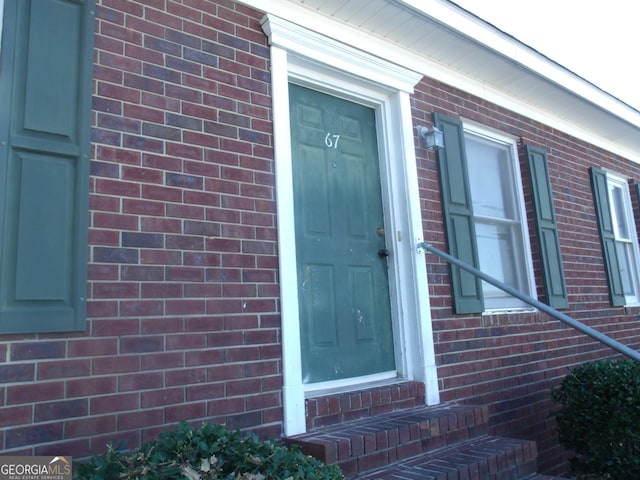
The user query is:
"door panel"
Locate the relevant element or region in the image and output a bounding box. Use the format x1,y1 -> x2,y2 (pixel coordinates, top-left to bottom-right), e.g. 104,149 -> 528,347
289,84 -> 395,384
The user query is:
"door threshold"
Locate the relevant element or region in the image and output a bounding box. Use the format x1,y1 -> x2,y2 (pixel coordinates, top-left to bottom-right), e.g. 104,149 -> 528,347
303,371 -> 401,398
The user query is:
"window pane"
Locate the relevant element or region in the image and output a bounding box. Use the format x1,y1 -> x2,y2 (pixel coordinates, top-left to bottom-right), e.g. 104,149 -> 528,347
616,242 -> 636,296
476,221 -> 527,309
466,136 -> 515,220
610,184 -> 630,239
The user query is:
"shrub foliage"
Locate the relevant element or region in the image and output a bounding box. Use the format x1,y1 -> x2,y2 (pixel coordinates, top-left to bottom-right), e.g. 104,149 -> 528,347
75,422 -> 345,480
551,359 -> 640,480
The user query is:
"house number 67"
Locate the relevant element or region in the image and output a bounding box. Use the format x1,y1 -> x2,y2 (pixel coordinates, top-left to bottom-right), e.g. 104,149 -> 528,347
324,133 -> 341,149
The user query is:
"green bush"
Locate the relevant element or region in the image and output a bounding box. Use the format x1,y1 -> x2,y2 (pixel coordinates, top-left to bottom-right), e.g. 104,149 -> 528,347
75,422 -> 345,480
551,359 -> 640,480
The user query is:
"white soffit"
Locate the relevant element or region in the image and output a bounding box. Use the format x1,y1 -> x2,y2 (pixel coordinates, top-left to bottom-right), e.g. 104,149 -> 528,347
240,0 -> 640,162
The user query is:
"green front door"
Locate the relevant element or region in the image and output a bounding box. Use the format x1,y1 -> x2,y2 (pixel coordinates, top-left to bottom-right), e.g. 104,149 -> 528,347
289,84 -> 396,384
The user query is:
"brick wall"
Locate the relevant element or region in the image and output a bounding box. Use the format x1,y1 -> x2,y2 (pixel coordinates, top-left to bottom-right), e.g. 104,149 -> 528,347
0,0 -> 281,458
1,0 -> 639,476
413,78 -> 640,475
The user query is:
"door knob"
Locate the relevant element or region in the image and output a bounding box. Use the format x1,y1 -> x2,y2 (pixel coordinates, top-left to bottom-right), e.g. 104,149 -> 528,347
378,249 -> 390,258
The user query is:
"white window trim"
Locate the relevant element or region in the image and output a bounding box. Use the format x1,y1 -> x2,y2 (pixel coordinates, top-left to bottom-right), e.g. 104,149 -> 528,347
606,172 -> 640,306
462,120 -> 537,313
262,14 -> 439,436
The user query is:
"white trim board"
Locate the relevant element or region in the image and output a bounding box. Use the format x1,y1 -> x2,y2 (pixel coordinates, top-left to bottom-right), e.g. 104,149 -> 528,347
262,14 -> 439,436
243,0 -> 640,163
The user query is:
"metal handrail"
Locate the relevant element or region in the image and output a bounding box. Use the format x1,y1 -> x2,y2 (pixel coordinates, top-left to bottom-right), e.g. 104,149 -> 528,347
417,241 -> 640,362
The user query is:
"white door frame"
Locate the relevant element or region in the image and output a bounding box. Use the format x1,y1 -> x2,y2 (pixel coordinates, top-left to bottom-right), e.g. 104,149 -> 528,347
261,14 -> 440,436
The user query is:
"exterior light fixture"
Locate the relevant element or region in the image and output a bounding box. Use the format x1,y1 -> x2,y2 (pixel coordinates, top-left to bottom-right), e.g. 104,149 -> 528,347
419,125 -> 444,150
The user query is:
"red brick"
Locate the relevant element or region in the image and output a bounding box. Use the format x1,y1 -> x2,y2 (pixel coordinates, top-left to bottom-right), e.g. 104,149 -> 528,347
93,282 -> 140,298
7,382 -> 65,405
141,352 -> 185,370
34,399 -> 88,421
164,268 -> 205,282
222,283 -> 256,297
6,422 -> 64,449
166,204 -> 205,220
0,406 -> 33,427
92,318 -> 141,337
243,329 -> 277,345
207,397 -> 244,416
141,316 -> 185,334
93,212 -> 139,230
165,367 -> 207,386
90,195 -> 120,213
38,360 -> 90,380
141,91 -> 181,112
207,363 -> 244,381
244,360 -> 279,378
140,216 -> 182,233
167,142 -> 204,161
125,73 -> 165,97
184,316 -> 224,332
118,372 -> 164,392
67,376 -> 117,398
66,414 -> 117,438
141,156 -> 181,177
226,378 -> 261,397
165,402 -> 207,423
206,237 -> 241,252
140,282 -> 182,299
190,348 -> 227,368
11,342 -> 66,361
186,383 -> 225,402
122,165 -> 164,183
118,408 -> 164,430
120,299 -> 165,317
120,335 -> 165,354
93,355 -> 140,375
91,393 -> 140,415
141,387 -> 184,408
140,249 -> 183,265
183,283 -> 222,297
89,229 -> 120,246
166,334 -> 207,350
246,392 -> 280,411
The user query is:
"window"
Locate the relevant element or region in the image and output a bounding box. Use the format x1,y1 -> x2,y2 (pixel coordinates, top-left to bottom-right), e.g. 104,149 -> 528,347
434,113 -> 566,314
608,176 -> 640,303
464,126 -> 534,310
591,168 -> 640,306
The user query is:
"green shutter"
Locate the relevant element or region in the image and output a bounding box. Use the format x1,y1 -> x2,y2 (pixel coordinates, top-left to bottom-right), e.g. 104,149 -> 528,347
0,0 -> 95,333
590,167 -> 625,307
526,146 -> 568,309
433,113 -> 483,314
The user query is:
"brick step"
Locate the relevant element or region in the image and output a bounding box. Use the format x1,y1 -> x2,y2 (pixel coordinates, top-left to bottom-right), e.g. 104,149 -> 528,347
287,403 -> 489,477
305,381 -> 426,430
524,476 -> 569,480
354,435 -> 539,479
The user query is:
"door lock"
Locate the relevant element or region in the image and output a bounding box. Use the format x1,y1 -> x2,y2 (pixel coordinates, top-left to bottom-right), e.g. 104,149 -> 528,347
378,249 -> 390,258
